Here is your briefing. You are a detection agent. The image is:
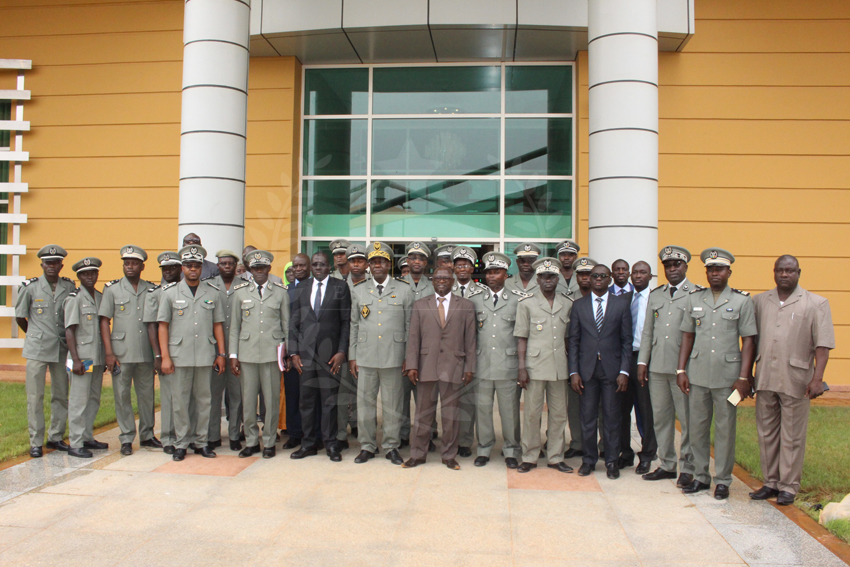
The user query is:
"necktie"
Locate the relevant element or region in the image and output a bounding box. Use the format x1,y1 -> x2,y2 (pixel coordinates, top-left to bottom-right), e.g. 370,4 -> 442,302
377,284 -> 384,296
595,297 -> 604,331
460,285 -> 466,297
631,293 -> 641,333
314,281 -> 322,314
257,284 -> 263,298
438,297 -> 446,328
670,286 -> 677,298
493,294 -> 498,308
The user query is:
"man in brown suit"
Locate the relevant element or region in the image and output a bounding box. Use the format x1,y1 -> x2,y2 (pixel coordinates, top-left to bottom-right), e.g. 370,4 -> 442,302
403,267 -> 477,470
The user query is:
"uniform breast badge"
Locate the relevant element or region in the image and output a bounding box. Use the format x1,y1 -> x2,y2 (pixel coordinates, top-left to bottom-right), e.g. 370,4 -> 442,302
696,319 -> 701,326
361,305 -> 370,319
536,324 -> 543,331
177,309 -> 184,316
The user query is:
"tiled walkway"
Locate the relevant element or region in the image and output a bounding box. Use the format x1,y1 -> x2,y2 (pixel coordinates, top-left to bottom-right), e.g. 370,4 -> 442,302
0,412 -> 846,567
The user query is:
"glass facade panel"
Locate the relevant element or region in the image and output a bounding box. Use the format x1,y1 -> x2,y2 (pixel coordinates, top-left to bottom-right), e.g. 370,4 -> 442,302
304,68 -> 369,115
505,66 -> 572,114
504,242 -> 563,273
303,119 -> 368,176
373,66 -> 501,114
301,180 -> 367,237
505,118 -> 572,176
370,179 -> 499,238
372,119 -> 500,176
504,180 -> 572,239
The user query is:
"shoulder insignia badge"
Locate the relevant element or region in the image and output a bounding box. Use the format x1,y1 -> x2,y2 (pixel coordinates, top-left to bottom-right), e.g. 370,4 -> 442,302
162,282 -> 178,290
395,277 -> 409,284
510,289 -> 528,297
732,288 -> 750,296
205,281 -> 221,291
21,276 -> 38,287
272,281 -> 288,289
467,288 -> 483,298
517,292 -> 533,302
69,288 -> 79,297
233,282 -> 250,290
104,279 -> 120,288
353,279 -> 367,286
62,276 -> 74,283
690,284 -> 705,294
201,276 -> 215,281
147,285 -> 161,293
651,284 -> 664,293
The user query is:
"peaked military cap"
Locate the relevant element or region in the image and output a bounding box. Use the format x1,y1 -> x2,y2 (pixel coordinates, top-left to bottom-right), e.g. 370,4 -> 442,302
330,239 -> 352,254
72,257 -> 101,273
434,244 -> 456,258
451,245 -> 477,264
659,245 -> 691,263
215,249 -> 239,261
247,249 -> 274,268
179,245 -> 207,264
157,251 -> 182,267
405,241 -> 431,258
533,256 -> 560,274
555,239 -> 581,255
346,243 -> 367,260
120,244 -> 147,261
367,241 -> 393,262
701,247 -> 735,267
572,257 -> 598,273
513,242 -> 542,257
397,256 -> 408,270
37,244 -> 67,261
483,252 -> 510,271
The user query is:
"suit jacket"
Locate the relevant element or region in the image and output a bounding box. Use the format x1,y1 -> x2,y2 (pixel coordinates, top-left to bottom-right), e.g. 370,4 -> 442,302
405,295 -> 477,383
568,292 -> 633,381
289,276 -> 351,368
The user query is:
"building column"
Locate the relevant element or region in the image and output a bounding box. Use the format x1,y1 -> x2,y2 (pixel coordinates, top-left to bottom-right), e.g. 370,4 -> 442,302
587,0 -> 658,268
178,0 -> 251,255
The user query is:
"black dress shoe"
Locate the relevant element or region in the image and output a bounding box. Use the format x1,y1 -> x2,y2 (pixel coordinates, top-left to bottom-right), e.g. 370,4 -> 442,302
635,461 -> 651,475
327,447 -> 342,462
290,446 -> 318,459
564,448 -> 584,459
173,448 -> 186,461
607,463 -> 620,479
188,443 -> 196,450
682,479 -> 711,494
239,445 -> 261,458
194,446 -> 216,458
230,440 -> 242,451
402,458 -> 425,468
474,456 -> 489,467
428,440 -> 436,453
505,457 -> 519,469
458,446 -> 472,458
263,447 -> 276,459
617,455 -> 634,470
714,484 -> 730,500
29,446 -> 43,458
338,440 -> 350,450
83,440 -> 109,450
676,473 -> 694,488
140,437 -> 163,448
281,437 -> 301,449
354,450 -> 375,464
163,445 -> 175,455
776,491 -> 795,506
385,448 -> 403,465
316,441 -> 324,450
46,440 -> 70,452
68,447 -> 93,459
749,486 -> 780,500
548,462 -> 574,473
442,458 -> 460,470
577,463 -> 595,476
120,443 -> 133,455
643,468 -> 677,481
208,439 -> 222,449
400,438 -> 410,447
517,462 -> 537,473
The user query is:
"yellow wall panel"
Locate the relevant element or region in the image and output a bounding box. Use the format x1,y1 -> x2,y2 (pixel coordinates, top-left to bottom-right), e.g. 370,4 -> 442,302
659,155 -> 850,189
247,89 -> 295,122
30,124 -> 180,158
246,121 -> 293,156
660,86 -> 850,120
0,31 -> 183,66
23,188 -> 177,219
27,93 -> 182,126
22,220 -> 178,253
696,0 -> 850,20
249,58 -> 298,90
0,2 -> 183,37
685,20 -> 850,53
26,62 -> 183,96
26,156 -> 179,188
246,154 -> 296,188
659,53 -> 850,87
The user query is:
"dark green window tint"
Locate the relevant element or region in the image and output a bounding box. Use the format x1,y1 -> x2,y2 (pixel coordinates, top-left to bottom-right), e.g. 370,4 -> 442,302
301,180 -> 367,237
303,119 -> 367,176
304,68 -> 369,115
504,180 -> 572,239
506,66 -> 572,114
505,118 -> 572,176
373,66 -> 501,114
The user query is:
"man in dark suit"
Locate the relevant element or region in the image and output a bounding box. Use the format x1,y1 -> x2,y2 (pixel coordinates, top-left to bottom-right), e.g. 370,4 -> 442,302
280,253 -> 311,448
402,267 -> 477,470
289,252 -> 351,462
568,264 -> 633,479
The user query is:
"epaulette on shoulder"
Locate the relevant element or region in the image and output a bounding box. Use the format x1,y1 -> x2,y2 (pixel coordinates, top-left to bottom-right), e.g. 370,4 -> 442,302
651,284 -> 665,293
147,284 -> 161,293
510,288 -> 529,297
62,276 -> 73,283
161,282 -> 178,290
201,276 -> 216,281
517,292 -> 533,302
146,280 -> 157,286
732,288 -> 750,296
68,287 -> 80,297
560,291 -> 574,301
395,277 -> 409,284
204,280 -> 220,291
272,281 -> 288,289
21,276 -> 38,287
233,282 -> 250,290
690,284 -> 706,294
467,287 -> 484,298
104,279 -> 120,288
353,279 -> 367,286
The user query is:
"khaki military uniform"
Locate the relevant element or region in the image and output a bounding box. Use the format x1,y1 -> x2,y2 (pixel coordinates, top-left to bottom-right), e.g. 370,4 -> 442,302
64,287 -> 104,449
451,279 -> 487,448
400,274 -> 435,442
208,275 -> 243,445
637,279 -> 696,475
349,277 -> 414,453
16,275 -> 76,447
557,273 -> 581,297
143,284 -> 176,447
555,274 -> 581,450
157,280 -> 225,449
99,277 -> 157,444
681,285 -> 757,486
506,274 -> 540,295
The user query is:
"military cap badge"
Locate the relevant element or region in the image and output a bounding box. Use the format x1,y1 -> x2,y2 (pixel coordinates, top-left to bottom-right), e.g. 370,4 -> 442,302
709,250 -> 718,259
83,258 -> 91,266
49,246 -> 57,255
664,247 -> 673,256
374,242 -> 381,251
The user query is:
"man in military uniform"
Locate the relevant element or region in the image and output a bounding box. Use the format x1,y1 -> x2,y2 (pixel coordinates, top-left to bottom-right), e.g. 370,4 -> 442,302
99,245 -> 160,456
158,245 -> 227,461
208,250 -> 243,451
573,257 -> 595,298
229,250 -> 290,459
349,242 -> 414,465
515,257 -> 574,474
433,244 -> 456,270
468,252 -> 521,468
397,257 -> 409,277
677,248 -> 757,499
64,257 -> 106,458
555,239 -> 581,297
637,246 -> 696,487
15,245 -> 76,457
182,233 -> 220,280
330,239 -> 352,281
506,242 -> 542,294
143,251 -> 183,454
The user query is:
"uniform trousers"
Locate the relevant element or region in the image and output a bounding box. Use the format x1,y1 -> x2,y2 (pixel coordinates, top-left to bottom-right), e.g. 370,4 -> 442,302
357,366 -> 403,453
619,351 -> 657,463
299,366 -> 340,449
522,379 -> 567,464
565,382 -> 583,451
68,368 -> 103,448
458,377 -> 478,447
476,379 -> 521,459
410,380 -> 462,461
209,367 -> 242,443
113,362 -> 156,444
649,371 -> 694,474
25,358 -> 69,447
689,383 -> 737,486
580,362 -> 621,467
158,373 -> 176,447
756,389 -> 809,495
335,364 -> 358,441
241,362 -> 280,449
172,366 -> 212,450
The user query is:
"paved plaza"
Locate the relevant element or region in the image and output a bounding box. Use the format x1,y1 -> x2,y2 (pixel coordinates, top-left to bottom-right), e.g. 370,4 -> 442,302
0,411 -> 846,567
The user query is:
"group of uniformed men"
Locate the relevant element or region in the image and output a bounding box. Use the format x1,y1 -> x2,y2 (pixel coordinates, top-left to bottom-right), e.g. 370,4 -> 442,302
17,235 -> 832,504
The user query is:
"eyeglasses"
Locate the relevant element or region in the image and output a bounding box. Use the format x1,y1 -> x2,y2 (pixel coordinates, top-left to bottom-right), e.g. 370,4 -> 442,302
590,273 -> 610,280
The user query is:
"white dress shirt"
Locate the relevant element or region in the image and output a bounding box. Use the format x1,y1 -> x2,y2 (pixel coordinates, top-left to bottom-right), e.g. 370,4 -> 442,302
610,282 -> 634,296
435,292 -> 452,311
631,286 -> 650,351
592,291 -> 610,317
310,275 -> 329,308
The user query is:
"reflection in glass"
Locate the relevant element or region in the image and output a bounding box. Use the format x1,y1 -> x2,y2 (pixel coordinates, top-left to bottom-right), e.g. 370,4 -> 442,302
504,180 -> 572,239
372,119 -> 500,176
373,66 -> 501,114
302,180 -> 367,237
305,68 -> 369,115
303,119 -> 367,176
504,241 -> 563,271
370,179 -> 499,238
506,66 -> 572,114
505,118 -> 572,176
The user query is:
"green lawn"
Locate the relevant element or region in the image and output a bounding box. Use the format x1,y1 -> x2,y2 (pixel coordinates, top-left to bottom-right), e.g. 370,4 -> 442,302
0,381 -> 160,462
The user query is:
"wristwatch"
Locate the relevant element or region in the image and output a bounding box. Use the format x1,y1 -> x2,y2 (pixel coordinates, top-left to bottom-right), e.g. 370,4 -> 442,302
676,369 -> 686,375
217,353 -> 226,358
